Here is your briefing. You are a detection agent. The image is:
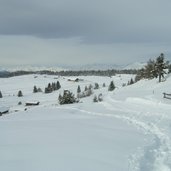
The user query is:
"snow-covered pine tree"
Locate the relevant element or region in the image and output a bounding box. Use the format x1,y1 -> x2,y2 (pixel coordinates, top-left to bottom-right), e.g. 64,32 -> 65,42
45,83 -> 53,93
56,81 -> 61,90
129,78 -> 134,85
93,95 -> 98,102
44,87 -> 48,93
155,53 -> 168,82
84,86 -> 88,91
94,83 -> 99,89
52,82 -> 56,91
98,93 -> 103,102
37,88 -> 42,92
58,94 -> 62,103
88,84 -> 93,90
144,59 -> 157,79
48,83 -> 52,92
33,86 -> 38,93
58,90 -> 77,105
77,85 -> 81,93
108,81 -> 115,91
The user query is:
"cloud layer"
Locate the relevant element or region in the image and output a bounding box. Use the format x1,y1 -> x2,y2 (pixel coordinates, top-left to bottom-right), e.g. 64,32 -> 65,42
0,0 -> 171,66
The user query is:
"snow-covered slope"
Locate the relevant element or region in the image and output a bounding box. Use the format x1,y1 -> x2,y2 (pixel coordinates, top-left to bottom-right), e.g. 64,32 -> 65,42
124,62 -> 146,70
0,74 -> 171,171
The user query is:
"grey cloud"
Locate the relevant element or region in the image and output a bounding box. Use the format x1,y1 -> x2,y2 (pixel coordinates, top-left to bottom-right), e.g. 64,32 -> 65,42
0,0 -> 171,43
1,0 -> 171,67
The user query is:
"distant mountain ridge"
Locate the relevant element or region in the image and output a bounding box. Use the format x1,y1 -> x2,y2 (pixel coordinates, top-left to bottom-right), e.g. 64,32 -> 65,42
0,62 -> 146,74
65,64 -> 123,70
123,62 -> 146,70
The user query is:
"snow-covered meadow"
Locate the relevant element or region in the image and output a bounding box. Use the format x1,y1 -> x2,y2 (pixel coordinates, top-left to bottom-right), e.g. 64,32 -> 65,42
1,74 -> 171,171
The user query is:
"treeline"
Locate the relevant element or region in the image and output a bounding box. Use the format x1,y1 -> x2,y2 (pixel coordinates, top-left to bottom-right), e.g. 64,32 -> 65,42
37,69 -> 138,76
0,69 -> 138,78
0,71 -> 35,78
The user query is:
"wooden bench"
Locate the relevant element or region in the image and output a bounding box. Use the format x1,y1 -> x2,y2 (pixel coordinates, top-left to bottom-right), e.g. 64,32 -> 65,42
163,93 -> 171,99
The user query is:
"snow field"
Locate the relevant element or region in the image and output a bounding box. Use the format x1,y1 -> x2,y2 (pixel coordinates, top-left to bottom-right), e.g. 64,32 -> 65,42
1,74 -> 171,170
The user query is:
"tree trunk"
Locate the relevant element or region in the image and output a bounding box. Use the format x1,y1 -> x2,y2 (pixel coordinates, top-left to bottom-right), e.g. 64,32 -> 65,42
159,74 -> 161,82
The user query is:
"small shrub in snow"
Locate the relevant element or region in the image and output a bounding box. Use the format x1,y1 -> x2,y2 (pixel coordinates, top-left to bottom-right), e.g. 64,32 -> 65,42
122,83 -> 126,87
18,101 -> 22,105
77,86 -> 93,99
93,95 -> 98,102
37,88 -> 42,92
103,83 -> 106,87
93,93 -> 103,103
89,84 -> 93,90
18,90 -> 23,97
98,93 -> 103,102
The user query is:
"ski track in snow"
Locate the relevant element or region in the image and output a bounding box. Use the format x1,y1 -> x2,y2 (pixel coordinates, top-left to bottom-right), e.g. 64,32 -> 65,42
58,95 -> 171,171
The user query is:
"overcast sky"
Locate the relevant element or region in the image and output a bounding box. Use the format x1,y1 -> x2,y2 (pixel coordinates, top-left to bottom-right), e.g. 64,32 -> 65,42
0,0 -> 171,67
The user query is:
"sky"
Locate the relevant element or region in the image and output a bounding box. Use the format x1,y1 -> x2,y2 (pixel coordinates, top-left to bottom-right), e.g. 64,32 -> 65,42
0,0 -> 171,67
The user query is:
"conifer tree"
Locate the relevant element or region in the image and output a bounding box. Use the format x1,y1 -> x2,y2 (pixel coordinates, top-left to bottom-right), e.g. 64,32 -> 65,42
77,85 -> 81,93
84,86 -> 88,91
58,90 -> 77,105
86,88 -> 93,96
89,84 -> 93,90
33,86 -> 38,93
168,64 -> 171,74
18,90 -> 23,97
48,83 -> 52,91
94,83 -> 99,89
52,82 -> 56,91
144,59 -> 157,79
98,93 -> 103,102
129,78 -> 134,85
93,95 -> 98,102
45,87 -> 48,93
37,88 -> 42,92
56,81 -> 61,90
155,53 -> 168,82
0,91 -> 2,98
58,94 -> 62,103
108,81 -> 115,91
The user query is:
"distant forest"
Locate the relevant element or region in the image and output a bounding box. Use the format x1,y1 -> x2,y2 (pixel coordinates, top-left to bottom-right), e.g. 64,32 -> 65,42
0,69 -> 138,78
